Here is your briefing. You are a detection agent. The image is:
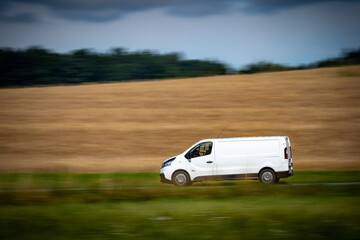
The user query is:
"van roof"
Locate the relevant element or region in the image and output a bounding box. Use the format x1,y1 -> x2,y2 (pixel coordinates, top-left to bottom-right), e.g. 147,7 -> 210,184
200,136 -> 289,142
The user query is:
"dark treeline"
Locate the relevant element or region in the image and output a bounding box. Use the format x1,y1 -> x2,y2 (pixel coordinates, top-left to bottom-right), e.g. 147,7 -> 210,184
239,48 -> 360,74
0,47 -> 226,87
0,47 -> 359,87
239,62 -> 295,74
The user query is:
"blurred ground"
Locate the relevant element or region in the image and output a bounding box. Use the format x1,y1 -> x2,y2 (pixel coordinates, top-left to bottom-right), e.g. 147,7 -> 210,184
0,66 -> 359,172
0,171 -> 359,240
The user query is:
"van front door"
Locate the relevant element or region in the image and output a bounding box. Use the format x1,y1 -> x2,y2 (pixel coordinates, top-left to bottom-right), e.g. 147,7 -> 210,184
186,142 -> 214,178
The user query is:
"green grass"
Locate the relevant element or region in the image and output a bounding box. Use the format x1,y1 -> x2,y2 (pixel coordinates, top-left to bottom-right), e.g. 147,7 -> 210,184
0,172 -> 159,190
0,171 -> 359,190
0,171 -> 359,239
285,170 -> 360,183
0,194 -> 359,240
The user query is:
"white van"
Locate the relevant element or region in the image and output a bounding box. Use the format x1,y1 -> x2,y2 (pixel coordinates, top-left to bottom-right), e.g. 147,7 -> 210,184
160,136 -> 294,186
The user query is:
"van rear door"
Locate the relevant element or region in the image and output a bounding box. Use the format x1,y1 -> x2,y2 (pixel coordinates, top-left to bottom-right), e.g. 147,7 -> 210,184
285,137 -> 294,174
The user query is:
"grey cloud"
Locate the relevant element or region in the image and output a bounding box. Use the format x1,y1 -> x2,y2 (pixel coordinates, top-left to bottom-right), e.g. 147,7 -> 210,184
166,1 -> 234,17
0,0 -> 359,23
243,0 -> 360,13
52,8 -> 126,22
0,2 -> 37,22
0,12 -> 36,22
0,0 -> 202,22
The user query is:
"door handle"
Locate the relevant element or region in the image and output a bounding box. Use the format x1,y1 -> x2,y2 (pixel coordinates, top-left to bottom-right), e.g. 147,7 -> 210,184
206,161 -> 213,164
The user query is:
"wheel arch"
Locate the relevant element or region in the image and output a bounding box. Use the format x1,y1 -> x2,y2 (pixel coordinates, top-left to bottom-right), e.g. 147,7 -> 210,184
171,169 -> 191,182
258,167 -> 276,178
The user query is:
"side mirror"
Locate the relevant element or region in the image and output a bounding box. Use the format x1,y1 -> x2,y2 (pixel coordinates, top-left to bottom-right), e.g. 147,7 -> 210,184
185,152 -> 191,162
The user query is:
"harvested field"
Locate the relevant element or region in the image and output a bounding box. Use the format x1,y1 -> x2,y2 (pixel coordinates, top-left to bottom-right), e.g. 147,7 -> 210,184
0,66 -> 359,172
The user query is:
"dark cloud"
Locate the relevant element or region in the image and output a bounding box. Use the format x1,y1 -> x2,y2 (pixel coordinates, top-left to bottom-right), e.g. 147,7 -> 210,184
244,0 -> 360,13
0,0 -> 200,22
0,2 -> 37,22
165,1 -> 235,17
0,12 -> 36,22
0,0 -> 359,23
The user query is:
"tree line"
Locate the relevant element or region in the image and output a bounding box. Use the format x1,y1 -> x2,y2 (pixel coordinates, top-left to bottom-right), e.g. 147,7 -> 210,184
0,47 -> 359,87
239,48 -> 360,74
0,47 -> 226,87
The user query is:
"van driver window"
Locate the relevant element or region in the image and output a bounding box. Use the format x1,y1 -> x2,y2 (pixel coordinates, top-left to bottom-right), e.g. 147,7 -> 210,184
189,142 -> 213,158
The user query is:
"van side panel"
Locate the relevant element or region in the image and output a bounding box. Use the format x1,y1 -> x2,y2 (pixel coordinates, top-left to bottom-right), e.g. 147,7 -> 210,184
246,139 -> 282,174
215,140 -> 248,175
216,139 -> 282,175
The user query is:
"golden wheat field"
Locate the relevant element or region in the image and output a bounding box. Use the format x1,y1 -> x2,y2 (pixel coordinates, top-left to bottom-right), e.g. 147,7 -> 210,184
0,66 -> 359,172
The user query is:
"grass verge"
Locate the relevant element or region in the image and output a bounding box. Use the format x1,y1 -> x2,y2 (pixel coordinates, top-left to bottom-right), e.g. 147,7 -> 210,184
0,194 -> 359,240
0,171 -> 359,239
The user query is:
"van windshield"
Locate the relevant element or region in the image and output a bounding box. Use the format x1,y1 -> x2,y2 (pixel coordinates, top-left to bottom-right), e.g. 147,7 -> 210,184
188,142 -> 213,158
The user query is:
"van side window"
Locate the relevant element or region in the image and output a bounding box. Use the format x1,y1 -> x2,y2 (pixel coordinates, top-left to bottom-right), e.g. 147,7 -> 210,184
188,142 -> 213,158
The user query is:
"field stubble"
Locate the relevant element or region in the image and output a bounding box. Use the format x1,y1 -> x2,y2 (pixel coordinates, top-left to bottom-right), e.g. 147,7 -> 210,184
0,66 -> 360,172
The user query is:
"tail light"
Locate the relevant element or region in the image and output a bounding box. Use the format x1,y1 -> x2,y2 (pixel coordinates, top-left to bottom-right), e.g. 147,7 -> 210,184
284,147 -> 288,159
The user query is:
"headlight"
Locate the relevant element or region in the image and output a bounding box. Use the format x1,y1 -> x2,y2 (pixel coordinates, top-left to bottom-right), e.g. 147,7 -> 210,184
161,157 -> 176,168
163,161 -> 172,168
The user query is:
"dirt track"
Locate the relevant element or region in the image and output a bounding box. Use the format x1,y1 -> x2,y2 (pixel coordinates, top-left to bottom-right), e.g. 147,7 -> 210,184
0,66 -> 359,172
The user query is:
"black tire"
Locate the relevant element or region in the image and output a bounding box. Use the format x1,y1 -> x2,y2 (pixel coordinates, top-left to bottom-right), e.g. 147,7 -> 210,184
259,169 -> 276,184
172,171 -> 191,186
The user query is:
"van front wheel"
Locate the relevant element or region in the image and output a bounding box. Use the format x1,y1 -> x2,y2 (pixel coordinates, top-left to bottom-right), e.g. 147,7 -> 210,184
173,171 -> 191,186
259,169 -> 276,184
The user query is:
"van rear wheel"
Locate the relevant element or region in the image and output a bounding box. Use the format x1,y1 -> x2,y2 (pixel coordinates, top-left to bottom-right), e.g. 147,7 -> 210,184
173,171 -> 191,186
259,169 -> 276,184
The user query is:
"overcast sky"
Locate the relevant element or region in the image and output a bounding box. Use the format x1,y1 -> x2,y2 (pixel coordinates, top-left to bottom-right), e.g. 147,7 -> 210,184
0,0 -> 359,68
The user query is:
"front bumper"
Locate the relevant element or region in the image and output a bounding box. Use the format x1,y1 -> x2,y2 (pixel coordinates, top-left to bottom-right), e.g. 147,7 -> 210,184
160,173 -> 172,184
